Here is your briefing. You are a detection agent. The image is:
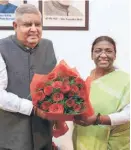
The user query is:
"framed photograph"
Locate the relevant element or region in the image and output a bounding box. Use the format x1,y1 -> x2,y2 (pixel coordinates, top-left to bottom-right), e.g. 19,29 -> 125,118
1,0 -> 89,30
26,0 -> 89,30
42,0 -> 89,30
0,0 -> 26,30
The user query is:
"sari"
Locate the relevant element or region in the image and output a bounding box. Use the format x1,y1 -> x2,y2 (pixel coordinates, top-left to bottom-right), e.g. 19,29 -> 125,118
73,70 -> 130,150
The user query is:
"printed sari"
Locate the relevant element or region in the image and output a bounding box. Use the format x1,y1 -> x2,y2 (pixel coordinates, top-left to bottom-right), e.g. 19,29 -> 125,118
73,70 -> 130,150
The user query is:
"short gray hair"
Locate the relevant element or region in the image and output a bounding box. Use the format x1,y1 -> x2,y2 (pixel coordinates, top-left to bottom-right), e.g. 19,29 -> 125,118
14,4 -> 41,21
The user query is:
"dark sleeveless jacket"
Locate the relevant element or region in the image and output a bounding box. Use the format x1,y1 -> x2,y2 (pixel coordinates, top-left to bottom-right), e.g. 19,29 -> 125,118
0,35 -> 56,150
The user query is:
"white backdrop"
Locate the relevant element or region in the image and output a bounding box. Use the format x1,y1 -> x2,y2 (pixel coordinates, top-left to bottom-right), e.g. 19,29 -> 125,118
0,0 -> 130,149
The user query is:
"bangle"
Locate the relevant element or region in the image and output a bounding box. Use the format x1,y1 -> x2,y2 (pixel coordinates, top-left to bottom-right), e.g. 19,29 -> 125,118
94,113 -> 101,125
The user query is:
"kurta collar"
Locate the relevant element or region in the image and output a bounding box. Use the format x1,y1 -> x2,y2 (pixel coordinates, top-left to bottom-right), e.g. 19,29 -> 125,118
11,34 -> 39,54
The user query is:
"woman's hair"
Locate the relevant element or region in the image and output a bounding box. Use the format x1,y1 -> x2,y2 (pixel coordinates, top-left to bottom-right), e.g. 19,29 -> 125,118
14,4 -> 41,21
91,36 -> 116,53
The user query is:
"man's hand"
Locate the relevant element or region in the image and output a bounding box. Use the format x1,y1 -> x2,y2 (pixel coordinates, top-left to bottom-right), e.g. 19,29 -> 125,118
33,106 -> 48,120
74,114 -> 97,126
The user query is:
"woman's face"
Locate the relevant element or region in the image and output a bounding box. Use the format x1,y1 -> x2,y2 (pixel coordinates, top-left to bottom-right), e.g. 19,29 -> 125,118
92,40 -> 116,69
57,0 -> 71,6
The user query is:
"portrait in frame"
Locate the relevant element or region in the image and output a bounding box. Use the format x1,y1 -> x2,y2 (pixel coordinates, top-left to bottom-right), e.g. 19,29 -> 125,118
42,0 -> 89,30
1,0 -> 89,30
25,0 -> 89,30
0,0 -> 26,30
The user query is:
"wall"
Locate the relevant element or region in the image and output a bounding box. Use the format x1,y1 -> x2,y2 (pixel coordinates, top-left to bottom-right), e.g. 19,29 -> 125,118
0,0 -> 130,79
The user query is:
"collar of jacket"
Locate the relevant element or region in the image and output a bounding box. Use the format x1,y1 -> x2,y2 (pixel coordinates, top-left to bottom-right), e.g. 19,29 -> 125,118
11,34 -> 39,54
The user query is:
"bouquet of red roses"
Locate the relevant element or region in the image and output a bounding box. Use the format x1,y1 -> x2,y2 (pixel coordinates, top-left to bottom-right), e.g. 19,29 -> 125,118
30,60 -> 94,137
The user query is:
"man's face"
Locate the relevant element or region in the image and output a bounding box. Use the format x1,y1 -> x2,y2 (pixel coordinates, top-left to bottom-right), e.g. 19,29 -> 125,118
57,0 -> 71,6
92,41 -> 116,69
13,13 -> 42,48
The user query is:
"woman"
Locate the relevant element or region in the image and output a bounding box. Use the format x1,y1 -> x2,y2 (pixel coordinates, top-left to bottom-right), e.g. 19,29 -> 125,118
73,36 -> 130,150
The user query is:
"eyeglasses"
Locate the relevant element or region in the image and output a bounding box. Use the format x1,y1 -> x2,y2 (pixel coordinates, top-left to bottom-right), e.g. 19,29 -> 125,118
93,48 -> 115,55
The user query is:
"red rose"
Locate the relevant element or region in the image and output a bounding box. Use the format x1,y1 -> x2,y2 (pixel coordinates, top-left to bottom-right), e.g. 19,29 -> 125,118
49,103 -> 64,114
75,77 -> 85,85
63,77 -> 70,85
33,91 -> 45,105
52,93 -> 64,101
66,98 -> 75,107
73,104 -> 81,112
71,85 -> 79,93
44,86 -> 53,95
78,89 -> 85,99
47,72 -> 57,80
52,81 -> 63,89
41,101 -> 52,110
35,82 -> 44,91
68,91 -> 75,97
61,84 -> 70,93
35,91 -> 45,100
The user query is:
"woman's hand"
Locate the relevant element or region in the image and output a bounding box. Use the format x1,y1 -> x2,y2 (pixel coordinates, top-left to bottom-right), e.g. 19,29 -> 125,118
74,114 -> 97,126
74,114 -> 111,126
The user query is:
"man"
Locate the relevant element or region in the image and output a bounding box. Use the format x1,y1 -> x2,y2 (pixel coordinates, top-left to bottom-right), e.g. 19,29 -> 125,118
44,0 -> 83,16
0,0 -> 17,13
0,4 -> 56,150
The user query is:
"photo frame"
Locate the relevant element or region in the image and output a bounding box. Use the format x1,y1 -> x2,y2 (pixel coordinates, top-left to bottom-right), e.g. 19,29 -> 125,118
0,0 -> 26,30
21,0 -> 89,30
41,1 -> 89,30
0,0 -> 89,30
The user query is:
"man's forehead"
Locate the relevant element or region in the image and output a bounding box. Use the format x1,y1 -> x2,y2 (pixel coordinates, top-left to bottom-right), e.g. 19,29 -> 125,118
22,13 -> 41,18
18,13 -> 41,22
